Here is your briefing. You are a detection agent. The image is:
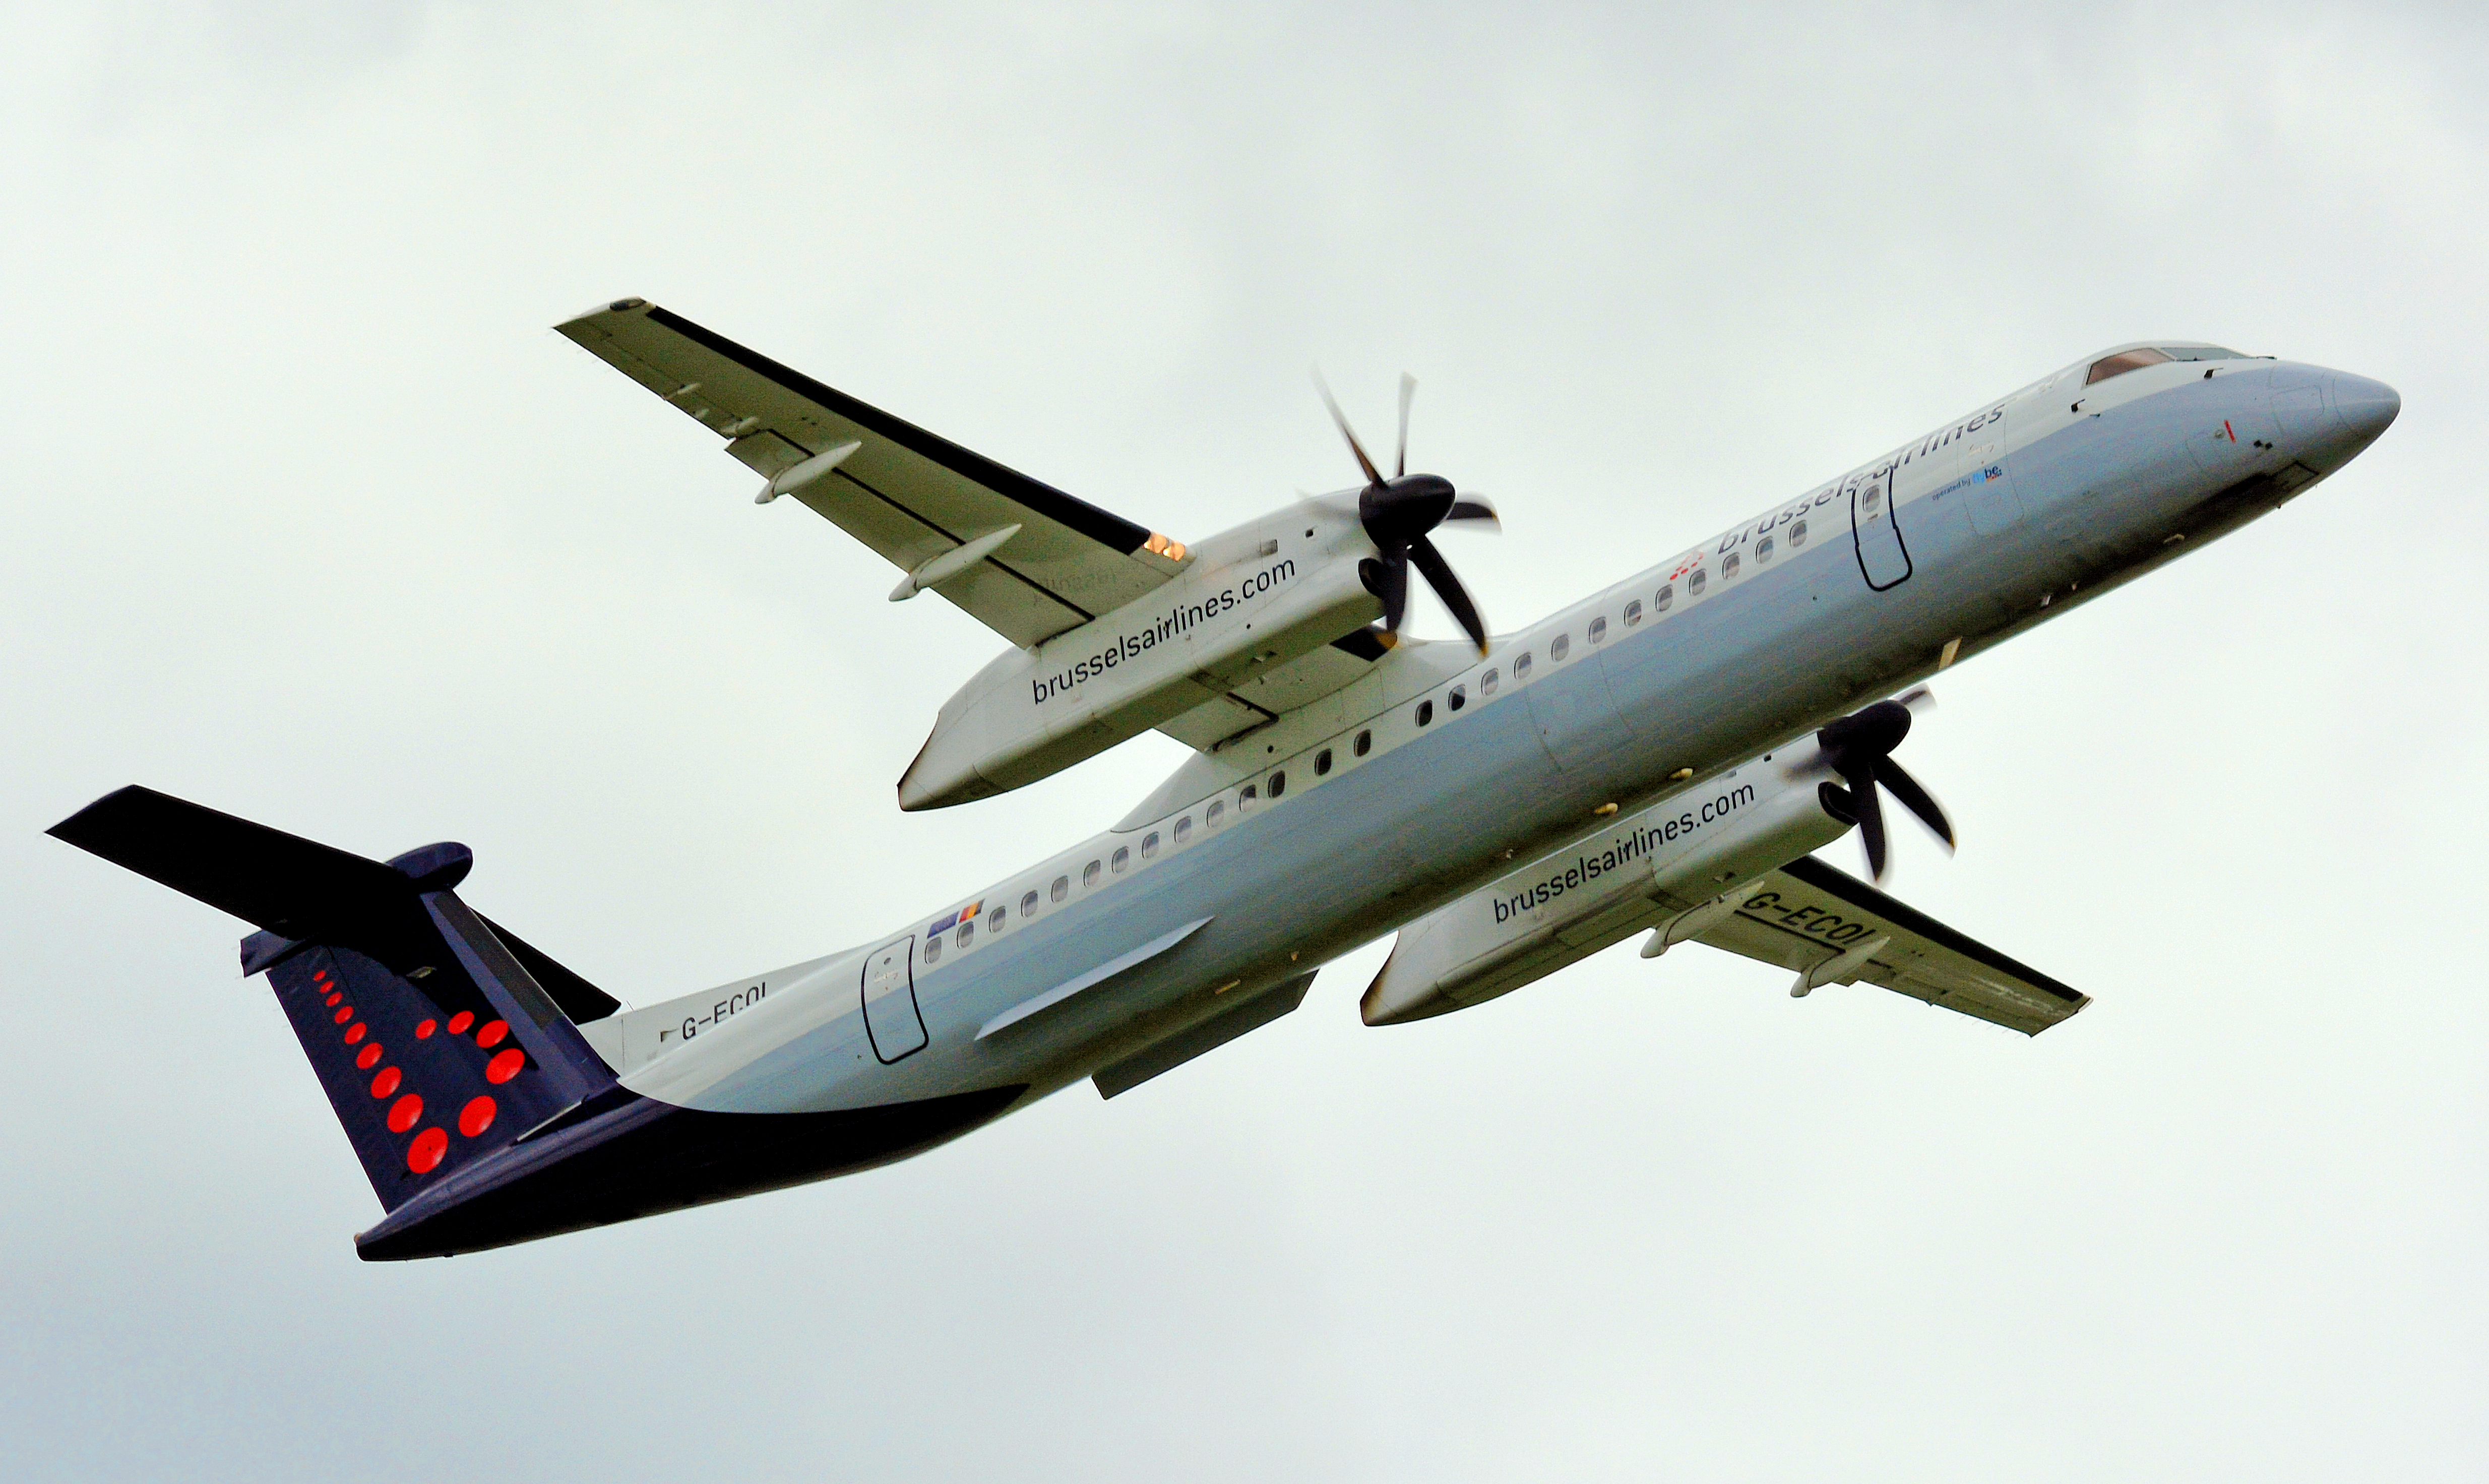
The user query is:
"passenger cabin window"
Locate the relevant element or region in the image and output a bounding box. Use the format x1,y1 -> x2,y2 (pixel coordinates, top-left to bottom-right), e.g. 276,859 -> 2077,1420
1722,551 -> 1740,578
1021,890 -> 1040,915
1514,652 -> 1533,679
1588,615 -> 1606,643
956,918 -> 973,947
1111,845 -> 1130,873
1353,730 -> 1373,757
1448,684 -> 1466,712
1050,875 -> 1069,902
1239,783 -> 1259,813
1174,815 -> 1193,842
1268,771 -> 1286,798
1789,520 -> 1808,548
1416,700 -> 1434,726
1623,599 -> 1642,626
988,905 -> 1005,931
2086,347 -> 2171,384
1207,798 -> 1226,825
1315,749 -> 1333,776
1480,667 -> 1500,694
1756,534 -> 1774,563
924,937 -> 941,964
1550,634 -> 1569,661
1082,860 -> 1101,888
1655,583 -> 1674,611
1687,570 -> 1707,596
1861,482 -> 1883,511
1141,832 -> 1160,858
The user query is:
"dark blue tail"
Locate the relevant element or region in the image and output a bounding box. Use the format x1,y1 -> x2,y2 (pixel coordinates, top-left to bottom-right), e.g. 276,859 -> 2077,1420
49,786 -> 622,1212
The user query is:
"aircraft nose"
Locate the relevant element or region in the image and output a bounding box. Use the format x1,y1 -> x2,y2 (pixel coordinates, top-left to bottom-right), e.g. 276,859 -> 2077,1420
2328,372 -> 2401,447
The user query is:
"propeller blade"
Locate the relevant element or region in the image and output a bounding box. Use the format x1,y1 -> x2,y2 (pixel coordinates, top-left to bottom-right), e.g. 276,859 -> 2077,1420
1365,551 -> 1410,631
1408,534 -> 1488,653
1315,371 -> 1385,488
1395,372 -> 1416,479
1844,762 -> 1890,881
1873,757 -> 1955,849
1821,698 -> 1911,755
1816,697 -> 1951,881
1444,497 -> 1500,530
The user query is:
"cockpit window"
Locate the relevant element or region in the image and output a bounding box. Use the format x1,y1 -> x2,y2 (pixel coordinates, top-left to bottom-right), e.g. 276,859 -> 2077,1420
2157,345 -> 2247,362
2085,347 -> 2171,384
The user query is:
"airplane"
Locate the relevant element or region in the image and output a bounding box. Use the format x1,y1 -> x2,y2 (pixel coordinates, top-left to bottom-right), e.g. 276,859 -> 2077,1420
47,300 -> 2400,1260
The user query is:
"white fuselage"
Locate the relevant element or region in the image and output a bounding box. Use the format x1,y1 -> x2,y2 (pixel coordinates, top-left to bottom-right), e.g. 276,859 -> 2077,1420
578,350 -> 2396,1131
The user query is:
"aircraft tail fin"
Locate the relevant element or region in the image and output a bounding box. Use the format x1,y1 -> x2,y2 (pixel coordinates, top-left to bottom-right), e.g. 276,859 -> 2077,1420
48,786 -> 621,1212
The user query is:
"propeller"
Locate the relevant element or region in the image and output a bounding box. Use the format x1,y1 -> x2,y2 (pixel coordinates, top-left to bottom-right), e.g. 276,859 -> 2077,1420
1316,372 -> 1498,653
1814,698 -> 1955,883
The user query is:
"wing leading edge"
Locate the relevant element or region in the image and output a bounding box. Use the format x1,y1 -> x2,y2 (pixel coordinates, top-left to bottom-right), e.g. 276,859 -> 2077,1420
557,299 -> 1189,648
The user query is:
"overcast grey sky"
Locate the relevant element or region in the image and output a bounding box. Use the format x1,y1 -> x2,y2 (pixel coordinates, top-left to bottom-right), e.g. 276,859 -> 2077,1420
4,3 -> 2484,1479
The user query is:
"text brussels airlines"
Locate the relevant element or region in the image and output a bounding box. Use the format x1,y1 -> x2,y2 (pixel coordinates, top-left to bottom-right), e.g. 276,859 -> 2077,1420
1492,785 -> 1758,923
1030,561 -> 1296,707
1707,401 -> 2011,557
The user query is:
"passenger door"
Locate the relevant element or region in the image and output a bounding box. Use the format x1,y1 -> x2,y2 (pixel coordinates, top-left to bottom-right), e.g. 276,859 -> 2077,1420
860,936 -> 928,1063
1848,463 -> 1912,590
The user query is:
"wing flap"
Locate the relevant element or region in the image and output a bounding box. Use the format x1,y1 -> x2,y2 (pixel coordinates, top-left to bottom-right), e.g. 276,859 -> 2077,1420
1690,855 -> 2089,1035
558,300 -> 1187,647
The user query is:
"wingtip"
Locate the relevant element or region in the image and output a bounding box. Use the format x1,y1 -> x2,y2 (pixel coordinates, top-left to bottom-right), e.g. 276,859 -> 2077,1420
47,784 -> 146,844
556,296 -> 652,331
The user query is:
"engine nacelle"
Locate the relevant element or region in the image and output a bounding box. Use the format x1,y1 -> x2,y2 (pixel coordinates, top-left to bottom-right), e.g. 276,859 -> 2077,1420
1360,757 -> 1852,1025
898,504 -> 1381,809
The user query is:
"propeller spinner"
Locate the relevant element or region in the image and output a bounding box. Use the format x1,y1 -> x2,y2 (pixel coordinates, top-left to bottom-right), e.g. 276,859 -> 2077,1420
1815,698 -> 1955,882
1317,373 -> 1499,653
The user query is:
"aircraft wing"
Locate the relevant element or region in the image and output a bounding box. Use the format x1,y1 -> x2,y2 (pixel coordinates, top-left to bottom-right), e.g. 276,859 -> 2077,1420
1685,855 -> 2089,1035
557,299 -> 1189,648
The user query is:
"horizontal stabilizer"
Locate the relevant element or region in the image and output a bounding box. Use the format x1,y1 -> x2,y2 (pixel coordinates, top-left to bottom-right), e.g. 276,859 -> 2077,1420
50,785 -> 444,958
49,786 -> 621,1024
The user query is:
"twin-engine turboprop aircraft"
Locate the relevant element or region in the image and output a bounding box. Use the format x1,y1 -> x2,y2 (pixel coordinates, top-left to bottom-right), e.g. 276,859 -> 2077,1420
49,302 -> 2400,1259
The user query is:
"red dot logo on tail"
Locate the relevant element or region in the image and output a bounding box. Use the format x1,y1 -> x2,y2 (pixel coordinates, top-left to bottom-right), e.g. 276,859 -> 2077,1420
459,1097 -> 496,1138
387,1094 -> 422,1133
406,1128 -> 448,1174
356,1044 -> 383,1070
485,1049 -> 524,1084
369,1067 -> 402,1098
